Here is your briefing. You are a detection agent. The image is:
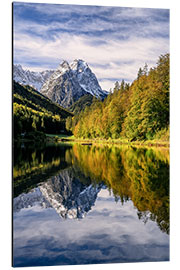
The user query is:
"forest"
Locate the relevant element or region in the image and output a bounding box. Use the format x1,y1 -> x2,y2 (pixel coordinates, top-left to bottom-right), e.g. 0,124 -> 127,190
66,54 -> 169,142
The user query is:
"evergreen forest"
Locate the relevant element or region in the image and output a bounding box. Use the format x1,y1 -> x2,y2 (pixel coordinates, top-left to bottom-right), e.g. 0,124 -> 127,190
13,81 -> 73,139
66,54 -> 169,142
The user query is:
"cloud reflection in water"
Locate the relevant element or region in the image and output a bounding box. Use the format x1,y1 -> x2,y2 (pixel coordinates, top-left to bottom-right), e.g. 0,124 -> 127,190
13,189 -> 169,267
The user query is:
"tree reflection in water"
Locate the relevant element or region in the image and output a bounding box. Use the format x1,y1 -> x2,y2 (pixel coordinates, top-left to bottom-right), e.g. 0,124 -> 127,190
71,144 -> 169,234
13,143 -> 169,234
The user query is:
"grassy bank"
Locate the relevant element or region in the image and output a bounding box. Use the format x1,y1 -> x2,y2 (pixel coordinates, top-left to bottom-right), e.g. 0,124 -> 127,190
46,134 -> 169,148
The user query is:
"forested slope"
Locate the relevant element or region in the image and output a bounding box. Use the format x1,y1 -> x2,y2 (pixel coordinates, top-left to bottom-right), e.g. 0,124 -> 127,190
68,94 -> 95,114
13,81 -> 73,138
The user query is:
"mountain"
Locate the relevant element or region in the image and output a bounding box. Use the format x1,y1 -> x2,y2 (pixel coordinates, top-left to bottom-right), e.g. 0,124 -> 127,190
13,64 -> 54,91
40,59 -> 108,108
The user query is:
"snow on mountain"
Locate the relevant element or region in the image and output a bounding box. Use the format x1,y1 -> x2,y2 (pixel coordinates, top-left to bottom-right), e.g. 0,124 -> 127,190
70,59 -> 107,98
13,64 -> 54,91
40,59 -> 108,108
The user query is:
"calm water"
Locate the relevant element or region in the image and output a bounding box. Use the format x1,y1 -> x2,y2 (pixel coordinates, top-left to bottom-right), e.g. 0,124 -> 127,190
13,143 -> 169,267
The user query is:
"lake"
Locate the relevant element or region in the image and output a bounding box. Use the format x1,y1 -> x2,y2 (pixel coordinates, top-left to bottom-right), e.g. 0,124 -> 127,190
13,142 -> 169,267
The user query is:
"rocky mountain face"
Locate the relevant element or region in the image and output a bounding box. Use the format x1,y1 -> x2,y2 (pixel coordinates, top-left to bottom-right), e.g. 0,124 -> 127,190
13,168 -> 103,219
40,59 -> 108,108
13,64 -> 54,91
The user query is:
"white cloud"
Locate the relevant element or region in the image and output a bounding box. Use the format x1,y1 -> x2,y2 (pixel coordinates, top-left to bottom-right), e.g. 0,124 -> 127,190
14,31 -> 169,90
13,3 -> 169,90
99,80 -> 116,91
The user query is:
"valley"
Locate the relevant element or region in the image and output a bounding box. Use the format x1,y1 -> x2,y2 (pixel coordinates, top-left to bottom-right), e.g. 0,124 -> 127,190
13,54 -> 169,146
12,3 -> 170,268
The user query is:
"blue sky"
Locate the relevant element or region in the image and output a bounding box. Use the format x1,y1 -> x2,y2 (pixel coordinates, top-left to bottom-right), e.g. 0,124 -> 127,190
13,2 -> 169,90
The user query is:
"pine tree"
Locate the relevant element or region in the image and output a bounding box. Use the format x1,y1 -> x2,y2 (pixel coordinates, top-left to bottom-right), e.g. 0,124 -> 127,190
113,81 -> 120,92
120,79 -> 125,91
137,67 -> 143,79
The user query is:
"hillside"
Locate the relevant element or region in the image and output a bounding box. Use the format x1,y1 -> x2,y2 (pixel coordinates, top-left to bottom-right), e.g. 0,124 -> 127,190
68,94 -> 95,114
13,81 -> 73,118
13,81 -> 73,138
13,64 -> 54,91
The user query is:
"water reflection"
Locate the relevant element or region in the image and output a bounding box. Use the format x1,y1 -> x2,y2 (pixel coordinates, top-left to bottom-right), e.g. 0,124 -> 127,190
71,144 -> 169,234
13,143 -> 72,197
13,143 -> 169,232
13,143 -> 169,266
14,169 -> 103,219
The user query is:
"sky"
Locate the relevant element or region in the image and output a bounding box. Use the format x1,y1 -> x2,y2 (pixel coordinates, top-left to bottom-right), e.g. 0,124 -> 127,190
13,2 -> 169,91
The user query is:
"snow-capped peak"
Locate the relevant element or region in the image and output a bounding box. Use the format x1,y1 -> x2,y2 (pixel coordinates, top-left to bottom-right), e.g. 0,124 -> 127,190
40,59 -> 108,108
16,64 -> 23,70
57,60 -> 70,73
70,59 -> 88,72
13,64 -> 54,91
67,58 -> 107,98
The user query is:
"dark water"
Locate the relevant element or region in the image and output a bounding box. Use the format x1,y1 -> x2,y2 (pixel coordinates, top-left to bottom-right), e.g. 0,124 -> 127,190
13,143 -> 169,267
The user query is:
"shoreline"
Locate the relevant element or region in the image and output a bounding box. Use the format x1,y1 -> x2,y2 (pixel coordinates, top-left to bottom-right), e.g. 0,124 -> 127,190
14,133 -> 169,148
47,135 -> 169,148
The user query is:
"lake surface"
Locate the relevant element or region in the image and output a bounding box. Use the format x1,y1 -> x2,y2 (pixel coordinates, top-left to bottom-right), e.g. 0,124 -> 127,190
13,142 -> 169,267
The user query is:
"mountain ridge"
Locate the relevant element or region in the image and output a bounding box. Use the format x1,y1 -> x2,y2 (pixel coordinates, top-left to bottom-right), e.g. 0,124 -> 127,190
13,64 -> 54,91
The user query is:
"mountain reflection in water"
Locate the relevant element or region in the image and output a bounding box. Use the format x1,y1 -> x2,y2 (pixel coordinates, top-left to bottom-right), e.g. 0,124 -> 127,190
13,143 -> 169,266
